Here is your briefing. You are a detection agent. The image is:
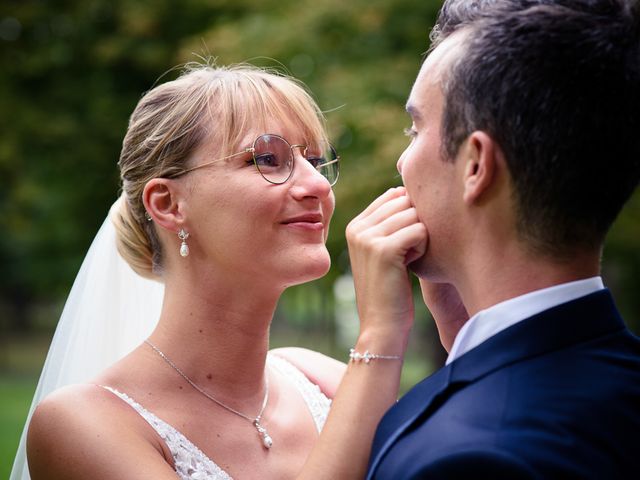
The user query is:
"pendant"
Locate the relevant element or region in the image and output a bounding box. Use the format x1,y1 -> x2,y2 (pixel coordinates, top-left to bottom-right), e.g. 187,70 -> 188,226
254,420 -> 273,449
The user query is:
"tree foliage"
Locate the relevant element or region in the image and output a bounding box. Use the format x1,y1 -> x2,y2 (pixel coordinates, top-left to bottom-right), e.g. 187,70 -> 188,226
0,0 -> 637,334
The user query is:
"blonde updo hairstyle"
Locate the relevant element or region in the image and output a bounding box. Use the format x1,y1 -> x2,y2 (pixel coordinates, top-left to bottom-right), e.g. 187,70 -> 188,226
111,62 -> 329,279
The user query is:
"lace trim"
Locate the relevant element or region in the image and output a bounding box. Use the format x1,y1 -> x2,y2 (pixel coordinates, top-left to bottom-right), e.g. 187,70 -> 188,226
101,386 -> 232,480
100,353 -> 331,479
267,354 -> 332,432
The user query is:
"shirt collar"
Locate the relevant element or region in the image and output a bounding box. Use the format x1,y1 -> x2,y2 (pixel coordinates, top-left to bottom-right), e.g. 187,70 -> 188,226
446,276 -> 605,365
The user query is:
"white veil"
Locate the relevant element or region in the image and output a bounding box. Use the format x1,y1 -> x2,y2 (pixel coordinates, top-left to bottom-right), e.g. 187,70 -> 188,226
10,214 -> 164,480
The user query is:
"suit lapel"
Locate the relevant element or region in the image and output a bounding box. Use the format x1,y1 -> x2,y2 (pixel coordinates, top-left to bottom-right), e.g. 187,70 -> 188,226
366,290 -> 625,479
366,364 -> 453,479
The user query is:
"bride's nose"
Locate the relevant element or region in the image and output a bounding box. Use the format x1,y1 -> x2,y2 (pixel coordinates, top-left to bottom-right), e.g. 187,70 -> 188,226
289,152 -> 332,200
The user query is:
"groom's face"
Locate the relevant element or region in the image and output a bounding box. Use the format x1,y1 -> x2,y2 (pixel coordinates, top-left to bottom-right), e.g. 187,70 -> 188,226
398,34 -> 467,280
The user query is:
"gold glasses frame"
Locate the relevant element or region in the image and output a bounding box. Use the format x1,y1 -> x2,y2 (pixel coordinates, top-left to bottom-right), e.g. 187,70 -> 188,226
175,133 -> 340,186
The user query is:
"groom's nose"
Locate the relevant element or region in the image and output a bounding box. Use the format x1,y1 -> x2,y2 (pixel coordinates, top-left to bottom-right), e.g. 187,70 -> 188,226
397,151 -> 407,177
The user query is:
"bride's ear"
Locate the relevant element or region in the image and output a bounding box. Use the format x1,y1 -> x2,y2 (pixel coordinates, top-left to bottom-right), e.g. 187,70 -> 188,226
142,179 -> 186,233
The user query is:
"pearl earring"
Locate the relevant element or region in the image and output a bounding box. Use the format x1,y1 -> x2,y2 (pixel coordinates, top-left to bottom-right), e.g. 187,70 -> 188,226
178,229 -> 190,257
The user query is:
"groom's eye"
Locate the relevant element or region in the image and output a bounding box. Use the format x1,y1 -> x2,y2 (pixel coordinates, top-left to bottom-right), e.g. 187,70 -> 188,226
404,127 -> 417,138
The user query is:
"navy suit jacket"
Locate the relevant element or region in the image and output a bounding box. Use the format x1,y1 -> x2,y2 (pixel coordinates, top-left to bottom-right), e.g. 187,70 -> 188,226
367,290 -> 640,479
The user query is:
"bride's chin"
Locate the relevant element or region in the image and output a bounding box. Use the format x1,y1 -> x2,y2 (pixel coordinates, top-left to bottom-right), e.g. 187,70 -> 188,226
307,255 -> 332,278
288,254 -> 331,285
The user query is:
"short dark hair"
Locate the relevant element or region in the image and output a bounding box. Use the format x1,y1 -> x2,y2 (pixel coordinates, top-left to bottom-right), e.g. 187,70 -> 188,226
433,0 -> 640,257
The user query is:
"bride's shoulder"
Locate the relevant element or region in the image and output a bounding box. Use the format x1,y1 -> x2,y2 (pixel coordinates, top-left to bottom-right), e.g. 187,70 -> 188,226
270,347 -> 346,399
28,384 -> 139,450
31,383 -> 133,423
30,384 -> 117,428
27,384 -> 172,479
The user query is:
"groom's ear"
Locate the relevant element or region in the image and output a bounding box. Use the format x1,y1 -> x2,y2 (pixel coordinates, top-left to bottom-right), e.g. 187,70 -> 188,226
461,131 -> 503,205
142,178 -> 186,233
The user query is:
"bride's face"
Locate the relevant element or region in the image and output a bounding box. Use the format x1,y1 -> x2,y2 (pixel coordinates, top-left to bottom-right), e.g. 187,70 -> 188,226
178,120 -> 335,288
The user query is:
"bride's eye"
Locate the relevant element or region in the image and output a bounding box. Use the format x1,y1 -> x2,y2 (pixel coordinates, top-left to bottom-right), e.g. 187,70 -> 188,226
306,156 -> 323,168
253,152 -> 281,169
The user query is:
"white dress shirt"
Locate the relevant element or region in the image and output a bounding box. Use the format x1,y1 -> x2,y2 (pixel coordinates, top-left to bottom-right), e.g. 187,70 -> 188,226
445,276 -> 605,365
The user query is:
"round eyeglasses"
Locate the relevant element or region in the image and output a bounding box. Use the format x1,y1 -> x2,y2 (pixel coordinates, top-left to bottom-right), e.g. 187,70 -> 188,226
176,134 -> 340,186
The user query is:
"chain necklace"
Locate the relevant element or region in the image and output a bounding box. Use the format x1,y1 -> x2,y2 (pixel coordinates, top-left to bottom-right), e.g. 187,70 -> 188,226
145,340 -> 273,449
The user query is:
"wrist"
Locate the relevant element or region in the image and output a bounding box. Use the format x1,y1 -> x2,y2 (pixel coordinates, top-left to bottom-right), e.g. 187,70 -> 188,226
355,327 -> 410,359
356,304 -> 415,340
349,348 -> 402,364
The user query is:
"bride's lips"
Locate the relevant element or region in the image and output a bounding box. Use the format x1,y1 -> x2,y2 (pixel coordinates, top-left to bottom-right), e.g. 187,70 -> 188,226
281,213 -> 324,232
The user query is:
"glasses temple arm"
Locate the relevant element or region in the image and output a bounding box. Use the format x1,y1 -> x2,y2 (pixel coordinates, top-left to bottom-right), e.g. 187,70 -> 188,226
177,149 -> 253,175
315,157 -> 340,170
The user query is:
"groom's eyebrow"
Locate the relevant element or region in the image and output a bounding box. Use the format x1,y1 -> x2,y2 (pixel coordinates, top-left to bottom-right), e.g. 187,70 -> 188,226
406,103 -> 421,121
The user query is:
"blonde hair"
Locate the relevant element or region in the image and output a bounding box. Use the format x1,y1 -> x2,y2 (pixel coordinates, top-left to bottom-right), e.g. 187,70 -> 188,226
111,62 -> 329,279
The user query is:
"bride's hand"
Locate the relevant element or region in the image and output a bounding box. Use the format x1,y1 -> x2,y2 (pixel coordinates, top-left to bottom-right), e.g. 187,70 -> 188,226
346,187 -> 427,344
296,188 -> 427,480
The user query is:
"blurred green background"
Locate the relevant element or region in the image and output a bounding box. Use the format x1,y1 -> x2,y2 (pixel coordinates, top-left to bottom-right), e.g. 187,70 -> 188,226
1,0 -> 638,477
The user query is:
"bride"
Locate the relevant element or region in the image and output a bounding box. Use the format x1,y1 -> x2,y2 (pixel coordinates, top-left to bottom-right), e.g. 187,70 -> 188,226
12,62 -> 423,479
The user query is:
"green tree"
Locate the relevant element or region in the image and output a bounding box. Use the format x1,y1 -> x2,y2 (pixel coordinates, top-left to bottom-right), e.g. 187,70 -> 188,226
1,0 -> 638,339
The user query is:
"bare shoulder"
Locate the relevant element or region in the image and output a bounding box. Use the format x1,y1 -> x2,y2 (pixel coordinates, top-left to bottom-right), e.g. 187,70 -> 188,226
27,384 -> 176,480
270,347 -> 346,398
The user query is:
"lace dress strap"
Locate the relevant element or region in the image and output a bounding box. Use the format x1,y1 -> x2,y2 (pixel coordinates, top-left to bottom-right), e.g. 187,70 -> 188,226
100,386 -> 232,480
267,354 -> 332,432
99,357 -> 331,479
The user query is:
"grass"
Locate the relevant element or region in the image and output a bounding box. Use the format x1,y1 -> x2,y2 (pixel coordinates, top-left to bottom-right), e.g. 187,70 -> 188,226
0,333 -> 49,480
0,375 -> 38,479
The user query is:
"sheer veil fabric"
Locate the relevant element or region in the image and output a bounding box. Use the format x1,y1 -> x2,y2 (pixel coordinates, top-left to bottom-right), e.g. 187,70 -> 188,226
10,216 -> 164,480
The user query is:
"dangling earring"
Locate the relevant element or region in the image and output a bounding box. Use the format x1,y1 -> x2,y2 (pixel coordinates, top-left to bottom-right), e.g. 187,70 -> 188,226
178,229 -> 190,257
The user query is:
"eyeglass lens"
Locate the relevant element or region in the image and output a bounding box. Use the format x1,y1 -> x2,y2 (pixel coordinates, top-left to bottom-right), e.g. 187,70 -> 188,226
253,135 -> 294,184
252,134 -> 339,186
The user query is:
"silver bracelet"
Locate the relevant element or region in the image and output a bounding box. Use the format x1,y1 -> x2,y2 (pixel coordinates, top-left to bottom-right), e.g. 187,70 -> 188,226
349,348 -> 402,364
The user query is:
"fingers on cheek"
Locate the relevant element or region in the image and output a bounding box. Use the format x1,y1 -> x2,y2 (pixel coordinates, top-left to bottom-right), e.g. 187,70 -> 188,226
347,203 -> 396,236
365,196 -> 413,227
358,187 -> 405,219
388,221 -> 426,244
348,206 -> 422,248
372,207 -> 418,236
362,222 -> 427,261
407,222 -> 428,245
401,207 -> 421,227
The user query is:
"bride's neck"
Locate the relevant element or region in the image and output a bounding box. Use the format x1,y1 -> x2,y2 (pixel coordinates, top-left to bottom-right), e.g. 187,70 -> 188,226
148,274 -> 281,396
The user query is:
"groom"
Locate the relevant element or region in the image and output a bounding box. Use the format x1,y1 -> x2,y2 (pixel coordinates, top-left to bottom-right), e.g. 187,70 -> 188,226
366,0 -> 640,478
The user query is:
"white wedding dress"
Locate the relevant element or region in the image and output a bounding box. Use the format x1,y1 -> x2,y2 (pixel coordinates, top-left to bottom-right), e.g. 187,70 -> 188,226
102,355 -> 331,480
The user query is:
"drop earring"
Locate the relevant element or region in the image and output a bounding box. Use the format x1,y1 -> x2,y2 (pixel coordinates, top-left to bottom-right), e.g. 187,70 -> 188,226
178,229 -> 190,257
